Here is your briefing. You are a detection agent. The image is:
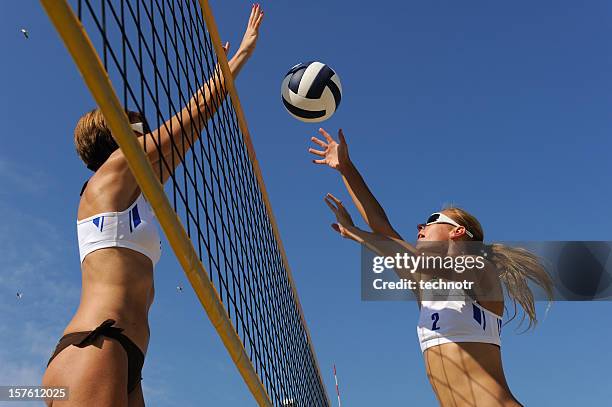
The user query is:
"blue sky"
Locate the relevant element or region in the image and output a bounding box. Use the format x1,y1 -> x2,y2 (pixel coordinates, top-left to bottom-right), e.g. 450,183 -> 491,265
1,0 -> 612,405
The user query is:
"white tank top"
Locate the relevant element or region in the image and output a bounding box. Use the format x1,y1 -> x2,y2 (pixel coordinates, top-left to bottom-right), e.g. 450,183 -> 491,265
417,299 -> 502,352
77,193 -> 162,265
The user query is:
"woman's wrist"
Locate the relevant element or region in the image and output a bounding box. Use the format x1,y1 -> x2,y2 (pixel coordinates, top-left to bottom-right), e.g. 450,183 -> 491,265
338,158 -> 354,175
232,47 -> 252,64
228,47 -> 252,77
235,46 -> 252,60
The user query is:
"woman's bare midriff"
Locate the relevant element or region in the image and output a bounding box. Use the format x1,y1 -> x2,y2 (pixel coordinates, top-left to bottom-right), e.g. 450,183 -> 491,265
63,247 -> 155,354
424,342 -> 521,407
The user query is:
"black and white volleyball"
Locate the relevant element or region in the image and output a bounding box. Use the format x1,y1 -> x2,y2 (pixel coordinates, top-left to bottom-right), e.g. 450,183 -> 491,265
281,61 -> 342,123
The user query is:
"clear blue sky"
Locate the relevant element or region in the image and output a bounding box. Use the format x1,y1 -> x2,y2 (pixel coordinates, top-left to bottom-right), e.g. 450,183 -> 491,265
1,1 -> 612,405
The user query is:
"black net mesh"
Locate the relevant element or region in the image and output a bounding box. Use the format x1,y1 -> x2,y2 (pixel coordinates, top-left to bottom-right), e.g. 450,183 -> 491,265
74,1 -> 328,405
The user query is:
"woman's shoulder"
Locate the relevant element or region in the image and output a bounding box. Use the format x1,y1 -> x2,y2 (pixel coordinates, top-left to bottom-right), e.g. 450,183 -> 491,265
77,171 -> 141,220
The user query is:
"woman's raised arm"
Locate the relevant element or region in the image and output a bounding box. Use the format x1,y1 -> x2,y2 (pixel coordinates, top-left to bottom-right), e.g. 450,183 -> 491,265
140,4 -> 264,185
310,128 -> 402,239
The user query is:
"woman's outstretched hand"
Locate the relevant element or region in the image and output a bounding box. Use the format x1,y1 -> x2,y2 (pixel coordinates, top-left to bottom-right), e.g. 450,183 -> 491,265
324,193 -> 362,242
309,128 -> 351,172
237,3 -> 264,56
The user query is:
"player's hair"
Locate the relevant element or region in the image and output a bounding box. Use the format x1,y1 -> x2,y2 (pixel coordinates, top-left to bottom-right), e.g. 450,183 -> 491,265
443,206 -> 554,330
74,108 -> 147,171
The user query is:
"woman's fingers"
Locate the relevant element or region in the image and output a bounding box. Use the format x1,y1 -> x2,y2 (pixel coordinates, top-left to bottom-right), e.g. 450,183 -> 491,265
311,136 -> 328,148
324,196 -> 337,211
222,41 -> 230,55
308,148 -> 325,157
250,5 -> 258,24
318,128 -> 334,143
312,158 -> 327,165
324,195 -> 342,212
249,4 -> 263,29
254,8 -> 264,28
326,192 -> 342,206
249,4 -> 256,25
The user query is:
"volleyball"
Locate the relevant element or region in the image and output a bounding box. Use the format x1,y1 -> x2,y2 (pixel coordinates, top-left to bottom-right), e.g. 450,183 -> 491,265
281,61 -> 342,123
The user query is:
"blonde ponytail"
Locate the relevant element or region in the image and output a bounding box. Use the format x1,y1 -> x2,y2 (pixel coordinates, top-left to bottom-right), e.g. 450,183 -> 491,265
488,243 -> 554,330
442,207 -> 554,331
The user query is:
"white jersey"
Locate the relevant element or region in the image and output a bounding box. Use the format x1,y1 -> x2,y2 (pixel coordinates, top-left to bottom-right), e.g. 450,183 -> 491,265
417,300 -> 502,352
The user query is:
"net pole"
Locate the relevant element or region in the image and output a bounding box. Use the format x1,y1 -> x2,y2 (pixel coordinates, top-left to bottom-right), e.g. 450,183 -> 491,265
39,1 -> 272,405
195,1 -> 331,403
333,364 -> 341,407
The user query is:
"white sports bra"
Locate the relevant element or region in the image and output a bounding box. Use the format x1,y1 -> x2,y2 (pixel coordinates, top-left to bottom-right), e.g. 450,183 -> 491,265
417,299 -> 502,352
77,193 -> 162,265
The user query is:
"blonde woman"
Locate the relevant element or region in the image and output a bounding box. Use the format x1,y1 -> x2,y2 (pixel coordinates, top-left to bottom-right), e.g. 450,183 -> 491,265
309,128 -> 553,407
41,5 -> 264,406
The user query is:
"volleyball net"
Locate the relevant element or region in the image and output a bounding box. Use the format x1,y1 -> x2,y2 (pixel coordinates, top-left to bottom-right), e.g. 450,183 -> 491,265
40,1 -> 329,405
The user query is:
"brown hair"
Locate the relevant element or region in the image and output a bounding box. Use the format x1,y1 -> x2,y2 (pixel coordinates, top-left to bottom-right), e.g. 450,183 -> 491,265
443,206 -> 554,331
74,108 -> 146,171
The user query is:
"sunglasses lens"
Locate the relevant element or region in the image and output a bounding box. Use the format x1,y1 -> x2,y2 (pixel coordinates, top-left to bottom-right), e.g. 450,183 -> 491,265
426,214 -> 440,224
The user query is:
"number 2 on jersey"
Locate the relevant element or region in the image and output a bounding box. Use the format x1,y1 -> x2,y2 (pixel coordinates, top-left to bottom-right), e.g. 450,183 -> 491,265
431,312 -> 440,331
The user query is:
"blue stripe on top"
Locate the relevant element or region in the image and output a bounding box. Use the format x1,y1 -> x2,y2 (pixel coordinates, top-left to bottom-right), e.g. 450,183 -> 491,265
132,205 -> 141,228
472,303 -> 481,325
92,216 -> 104,231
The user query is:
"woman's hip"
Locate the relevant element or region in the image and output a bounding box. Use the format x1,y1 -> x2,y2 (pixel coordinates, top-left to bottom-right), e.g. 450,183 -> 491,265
46,319 -> 146,395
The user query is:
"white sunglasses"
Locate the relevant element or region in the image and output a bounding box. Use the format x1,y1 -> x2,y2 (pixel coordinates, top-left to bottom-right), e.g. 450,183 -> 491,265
418,212 -> 474,238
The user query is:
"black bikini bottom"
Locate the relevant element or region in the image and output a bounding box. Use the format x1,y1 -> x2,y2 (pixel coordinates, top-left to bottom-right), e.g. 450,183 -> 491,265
47,319 -> 144,394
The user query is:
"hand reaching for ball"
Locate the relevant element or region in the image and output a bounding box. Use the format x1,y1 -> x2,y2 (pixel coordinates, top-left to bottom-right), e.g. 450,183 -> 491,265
309,128 -> 351,172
